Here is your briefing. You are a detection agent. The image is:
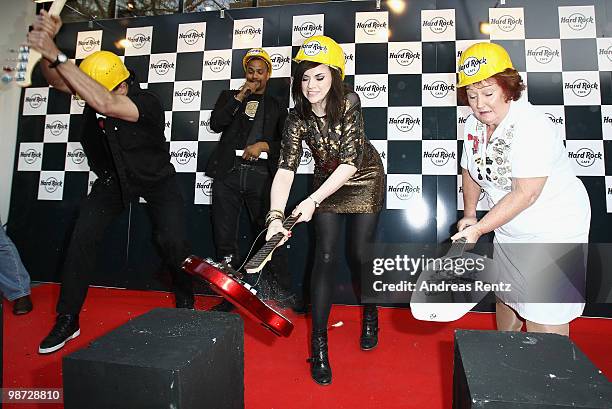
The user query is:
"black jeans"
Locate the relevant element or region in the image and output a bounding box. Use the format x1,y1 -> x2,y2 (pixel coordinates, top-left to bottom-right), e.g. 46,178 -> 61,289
211,162 -> 289,291
56,174 -> 193,315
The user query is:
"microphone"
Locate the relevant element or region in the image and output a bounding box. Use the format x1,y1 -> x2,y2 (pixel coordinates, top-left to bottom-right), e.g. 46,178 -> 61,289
241,81 -> 257,97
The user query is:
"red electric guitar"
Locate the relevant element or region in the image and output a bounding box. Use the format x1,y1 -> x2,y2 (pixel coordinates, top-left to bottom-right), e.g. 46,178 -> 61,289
181,215 -> 300,337
182,256 -> 294,337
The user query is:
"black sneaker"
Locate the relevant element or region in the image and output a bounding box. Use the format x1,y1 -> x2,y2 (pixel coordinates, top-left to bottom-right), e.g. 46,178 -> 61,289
38,314 -> 80,354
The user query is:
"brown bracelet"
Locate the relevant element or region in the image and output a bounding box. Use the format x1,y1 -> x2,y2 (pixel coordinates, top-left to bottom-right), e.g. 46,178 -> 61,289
265,215 -> 284,227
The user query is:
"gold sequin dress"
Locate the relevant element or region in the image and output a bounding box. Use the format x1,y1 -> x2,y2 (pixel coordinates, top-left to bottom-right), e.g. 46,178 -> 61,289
278,91 -> 384,213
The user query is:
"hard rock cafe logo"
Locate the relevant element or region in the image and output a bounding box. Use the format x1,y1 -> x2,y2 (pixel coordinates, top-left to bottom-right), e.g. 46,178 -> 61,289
165,120 -> 171,129
196,178 -> 213,196
200,118 -> 213,133
490,15 -> 523,32
389,114 -> 420,132
300,147 -> 313,166
545,112 -> 564,125
565,79 -> 598,97
603,116 -> 612,125
459,57 -> 487,76
302,41 -> 327,56
41,177 -> 63,193
388,182 -> 420,200
72,95 -> 86,108
424,81 -> 454,98
527,46 -> 559,64
423,17 -> 453,34
21,149 -> 41,164
25,93 -> 47,109
171,148 -> 197,165
344,51 -> 354,64
561,13 -> 594,31
151,60 -> 175,76
127,33 -> 151,49
234,25 -> 262,40
205,57 -> 231,73
68,148 -> 86,165
294,22 -> 322,38
46,120 -> 69,136
424,148 -> 456,166
390,49 -> 420,66
356,82 -> 387,99
78,37 -> 100,52
568,147 -> 602,167
357,19 -> 387,36
600,46 -> 612,63
458,114 -> 470,124
175,87 -> 201,104
271,53 -> 291,71
179,29 -> 205,46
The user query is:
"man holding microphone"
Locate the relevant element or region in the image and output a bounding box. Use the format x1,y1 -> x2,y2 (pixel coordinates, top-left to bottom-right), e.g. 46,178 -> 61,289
205,49 -> 290,311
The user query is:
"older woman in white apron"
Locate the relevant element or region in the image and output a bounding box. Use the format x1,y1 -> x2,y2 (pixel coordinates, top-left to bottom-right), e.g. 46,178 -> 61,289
452,43 -> 591,336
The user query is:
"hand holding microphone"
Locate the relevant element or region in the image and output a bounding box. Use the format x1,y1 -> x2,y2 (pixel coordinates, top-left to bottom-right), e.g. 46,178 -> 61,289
236,80 -> 258,101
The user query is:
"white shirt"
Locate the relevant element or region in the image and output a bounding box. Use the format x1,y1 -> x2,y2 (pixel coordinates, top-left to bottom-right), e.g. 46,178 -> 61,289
460,97 -> 590,243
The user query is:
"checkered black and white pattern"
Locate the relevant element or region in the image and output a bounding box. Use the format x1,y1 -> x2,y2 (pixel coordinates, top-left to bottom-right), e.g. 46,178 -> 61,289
13,0 -> 612,232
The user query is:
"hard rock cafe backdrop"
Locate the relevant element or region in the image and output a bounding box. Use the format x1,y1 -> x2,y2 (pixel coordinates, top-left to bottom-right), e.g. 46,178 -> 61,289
8,0 -> 612,317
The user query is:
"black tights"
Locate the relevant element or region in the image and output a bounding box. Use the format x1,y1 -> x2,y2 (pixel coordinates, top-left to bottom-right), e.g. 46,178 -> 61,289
311,212 -> 380,332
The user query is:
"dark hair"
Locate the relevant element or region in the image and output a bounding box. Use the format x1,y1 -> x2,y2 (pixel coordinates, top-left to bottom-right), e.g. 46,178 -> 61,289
117,68 -> 140,95
457,68 -> 525,105
291,60 -> 347,128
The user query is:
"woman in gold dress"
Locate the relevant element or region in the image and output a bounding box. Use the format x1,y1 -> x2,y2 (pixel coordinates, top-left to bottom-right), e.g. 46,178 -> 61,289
265,36 -> 385,385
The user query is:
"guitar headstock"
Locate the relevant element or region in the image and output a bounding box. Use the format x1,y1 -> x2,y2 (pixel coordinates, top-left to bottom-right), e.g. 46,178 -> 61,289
2,0 -> 68,88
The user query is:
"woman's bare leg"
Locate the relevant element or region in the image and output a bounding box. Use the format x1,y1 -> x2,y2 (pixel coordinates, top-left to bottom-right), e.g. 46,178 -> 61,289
525,321 -> 569,336
495,299 -> 523,331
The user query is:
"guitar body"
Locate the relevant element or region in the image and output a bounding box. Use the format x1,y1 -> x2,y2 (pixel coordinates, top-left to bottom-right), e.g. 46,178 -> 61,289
182,255 -> 294,337
409,258 -> 483,322
410,241 -> 497,322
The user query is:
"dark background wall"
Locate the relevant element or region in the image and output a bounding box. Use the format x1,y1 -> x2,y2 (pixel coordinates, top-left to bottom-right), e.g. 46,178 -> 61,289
8,0 -> 612,317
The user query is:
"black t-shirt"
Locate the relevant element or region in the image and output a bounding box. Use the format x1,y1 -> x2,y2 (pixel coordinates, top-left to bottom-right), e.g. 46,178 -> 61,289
81,90 -> 174,196
235,93 -> 264,150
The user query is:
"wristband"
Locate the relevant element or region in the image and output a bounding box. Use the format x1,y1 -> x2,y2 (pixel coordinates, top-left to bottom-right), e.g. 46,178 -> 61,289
308,195 -> 320,208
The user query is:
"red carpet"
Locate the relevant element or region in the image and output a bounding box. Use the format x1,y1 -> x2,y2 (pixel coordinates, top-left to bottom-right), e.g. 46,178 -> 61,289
4,284 -> 612,409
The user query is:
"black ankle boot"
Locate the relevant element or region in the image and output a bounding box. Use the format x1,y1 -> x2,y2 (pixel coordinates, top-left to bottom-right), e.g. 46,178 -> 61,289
308,330 -> 332,385
360,305 -> 379,350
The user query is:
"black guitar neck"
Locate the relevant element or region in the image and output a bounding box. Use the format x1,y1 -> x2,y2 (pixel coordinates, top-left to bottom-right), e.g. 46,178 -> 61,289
244,214 -> 300,273
444,237 -> 468,259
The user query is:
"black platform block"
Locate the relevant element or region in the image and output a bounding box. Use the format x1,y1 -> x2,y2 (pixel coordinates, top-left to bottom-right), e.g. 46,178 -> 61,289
63,308 -> 244,409
453,330 -> 612,409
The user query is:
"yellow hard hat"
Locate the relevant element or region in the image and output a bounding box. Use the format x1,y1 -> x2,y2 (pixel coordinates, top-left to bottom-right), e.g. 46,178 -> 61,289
79,51 -> 130,91
294,35 -> 345,80
242,48 -> 273,74
457,42 -> 514,88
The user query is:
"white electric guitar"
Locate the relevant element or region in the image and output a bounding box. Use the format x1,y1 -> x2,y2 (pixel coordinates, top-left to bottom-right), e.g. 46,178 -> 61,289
410,238 -> 497,322
2,0 -> 67,87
